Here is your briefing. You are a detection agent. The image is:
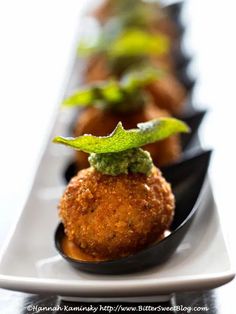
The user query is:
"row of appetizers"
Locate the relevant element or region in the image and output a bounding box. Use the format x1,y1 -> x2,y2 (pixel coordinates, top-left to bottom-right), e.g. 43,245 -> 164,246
52,0 -> 207,273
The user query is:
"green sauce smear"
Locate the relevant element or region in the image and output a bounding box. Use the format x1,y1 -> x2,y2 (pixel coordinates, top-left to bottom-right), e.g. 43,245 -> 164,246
89,148 -> 153,176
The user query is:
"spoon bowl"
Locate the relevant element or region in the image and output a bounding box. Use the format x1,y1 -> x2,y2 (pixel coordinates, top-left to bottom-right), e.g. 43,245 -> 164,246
55,150 -> 211,274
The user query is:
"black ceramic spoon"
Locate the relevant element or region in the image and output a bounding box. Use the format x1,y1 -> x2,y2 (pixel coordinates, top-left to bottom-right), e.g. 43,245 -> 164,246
177,68 -> 196,92
55,149 -> 211,274
166,1 -> 184,22
180,109 -> 206,149
166,1 -> 185,38
165,1 -> 191,71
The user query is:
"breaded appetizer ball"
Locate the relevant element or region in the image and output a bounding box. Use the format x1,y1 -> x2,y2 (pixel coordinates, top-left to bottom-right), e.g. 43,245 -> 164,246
59,166 -> 174,259
54,117 -> 189,261
146,73 -> 186,115
74,103 -> 181,169
85,54 -> 109,83
92,0 -> 180,42
84,54 -> 176,82
84,57 -> 186,115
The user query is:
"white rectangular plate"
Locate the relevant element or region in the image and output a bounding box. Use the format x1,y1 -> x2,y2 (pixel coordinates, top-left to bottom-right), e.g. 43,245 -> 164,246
0,29 -> 234,297
0,105 -> 234,297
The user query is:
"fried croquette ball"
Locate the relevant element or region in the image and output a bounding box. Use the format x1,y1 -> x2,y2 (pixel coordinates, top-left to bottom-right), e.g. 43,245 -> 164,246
146,73 -> 186,115
92,0 -> 181,43
152,17 -> 181,43
59,167 -> 175,259
84,54 -> 110,83
74,103 -> 181,169
84,56 -> 186,115
84,54 -> 175,84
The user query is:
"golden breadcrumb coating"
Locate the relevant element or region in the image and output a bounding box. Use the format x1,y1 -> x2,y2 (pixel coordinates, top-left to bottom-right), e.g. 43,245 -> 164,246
84,54 -> 110,83
146,73 -> 186,115
59,167 -> 175,259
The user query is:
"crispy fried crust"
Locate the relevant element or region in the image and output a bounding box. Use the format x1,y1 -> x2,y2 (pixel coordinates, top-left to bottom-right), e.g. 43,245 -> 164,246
84,54 -> 110,83
146,73 -> 186,115
59,167 -> 175,259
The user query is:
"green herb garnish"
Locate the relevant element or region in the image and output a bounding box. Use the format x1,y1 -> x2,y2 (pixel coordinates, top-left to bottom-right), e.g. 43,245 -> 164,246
53,118 -> 189,154
63,80 -> 122,108
89,148 -> 153,176
109,29 -> 169,57
63,68 -> 163,112
78,29 -> 169,58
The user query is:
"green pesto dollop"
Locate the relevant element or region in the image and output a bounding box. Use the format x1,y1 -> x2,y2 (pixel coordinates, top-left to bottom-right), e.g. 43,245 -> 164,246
88,148 -> 153,176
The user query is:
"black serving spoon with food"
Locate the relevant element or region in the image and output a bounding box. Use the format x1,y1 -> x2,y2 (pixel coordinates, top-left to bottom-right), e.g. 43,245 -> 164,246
63,69 -> 187,170
62,69 -> 202,180
79,14 -> 194,94
89,0 -> 190,77
53,118 -> 211,274
56,150 -> 211,274
62,70 -> 206,183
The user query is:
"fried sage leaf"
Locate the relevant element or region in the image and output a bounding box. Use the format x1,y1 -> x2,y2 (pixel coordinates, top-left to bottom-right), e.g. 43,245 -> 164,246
78,29 -> 170,57
62,68 -> 163,108
108,29 -> 170,57
63,80 -> 122,107
53,118 -> 190,153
